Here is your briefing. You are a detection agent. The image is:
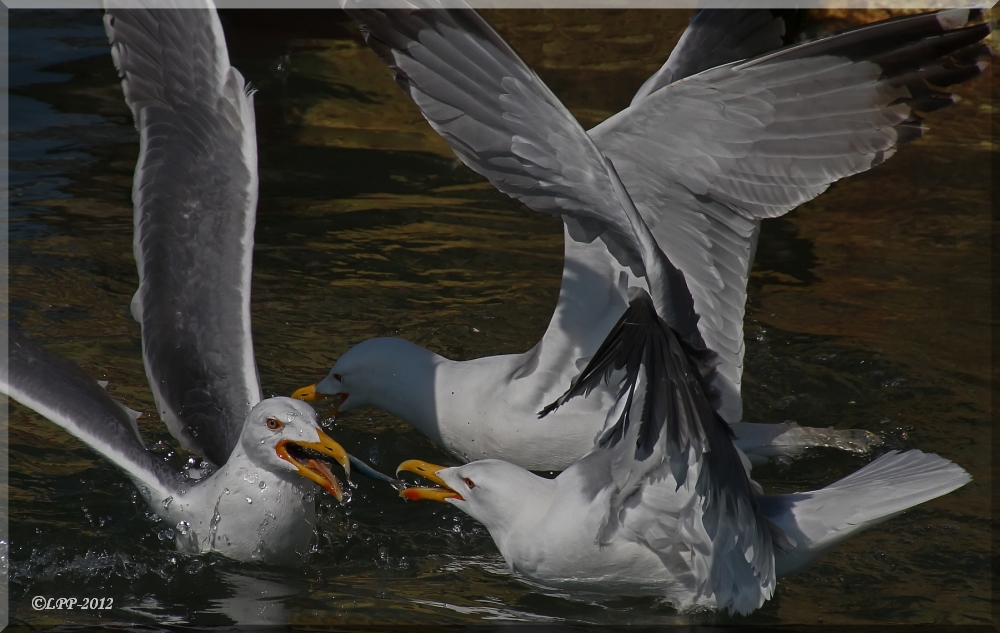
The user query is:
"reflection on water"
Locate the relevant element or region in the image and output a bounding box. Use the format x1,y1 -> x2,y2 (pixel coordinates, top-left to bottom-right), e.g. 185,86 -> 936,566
4,8 -> 992,627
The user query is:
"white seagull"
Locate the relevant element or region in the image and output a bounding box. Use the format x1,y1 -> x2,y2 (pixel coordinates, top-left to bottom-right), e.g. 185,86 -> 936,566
386,13 -> 983,610
387,6 -> 985,612
294,6 -> 987,471
0,1 -> 354,563
398,447 -> 970,614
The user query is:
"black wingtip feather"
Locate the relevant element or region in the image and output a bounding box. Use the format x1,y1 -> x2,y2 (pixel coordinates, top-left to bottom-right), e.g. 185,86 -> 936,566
562,290 -> 784,601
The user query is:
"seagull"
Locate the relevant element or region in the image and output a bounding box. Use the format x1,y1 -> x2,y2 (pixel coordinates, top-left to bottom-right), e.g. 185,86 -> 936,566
294,6 -> 986,471
0,0 -> 354,563
397,449 -> 970,614
387,6 -> 984,612
3,330 -> 349,563
386,11 -> 990,614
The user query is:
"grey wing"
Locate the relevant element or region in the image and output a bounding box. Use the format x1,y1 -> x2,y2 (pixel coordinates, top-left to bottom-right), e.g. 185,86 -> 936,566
631,9 -> 790,105
345,6 -> 646,274
106,0 -> 261,467
591,9 -> 991,423
1,329 -> 183,500
547,290 -> 778,615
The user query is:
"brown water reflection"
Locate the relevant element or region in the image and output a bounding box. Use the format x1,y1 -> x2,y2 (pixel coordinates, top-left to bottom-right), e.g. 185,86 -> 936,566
5,8 -> 993,627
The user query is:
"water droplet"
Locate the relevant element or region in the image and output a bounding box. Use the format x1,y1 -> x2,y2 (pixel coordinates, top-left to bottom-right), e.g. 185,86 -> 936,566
378,546 -> 389,563
176,521 -> 190,535
244,472 -> 259,484
162,496 -> 174,509
186,558 -> 204,574
259,481 -> 267,490
246,497 -> 253,504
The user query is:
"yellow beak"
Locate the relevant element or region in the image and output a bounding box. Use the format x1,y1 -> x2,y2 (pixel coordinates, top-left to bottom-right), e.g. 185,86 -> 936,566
291,383 -> 320,401
396,459 -> 462,502
276,430 -> 351,502
291,385 -> 348,420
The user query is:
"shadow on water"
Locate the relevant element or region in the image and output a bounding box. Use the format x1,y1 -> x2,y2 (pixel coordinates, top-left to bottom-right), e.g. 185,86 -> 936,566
4,8 -> 992,628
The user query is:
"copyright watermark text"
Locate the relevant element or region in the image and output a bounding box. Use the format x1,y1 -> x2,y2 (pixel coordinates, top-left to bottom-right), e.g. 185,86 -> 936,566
32,596 -> 114,610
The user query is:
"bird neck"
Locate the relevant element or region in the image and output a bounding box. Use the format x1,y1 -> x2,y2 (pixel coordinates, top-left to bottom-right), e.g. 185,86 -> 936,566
343,338 -> 450,444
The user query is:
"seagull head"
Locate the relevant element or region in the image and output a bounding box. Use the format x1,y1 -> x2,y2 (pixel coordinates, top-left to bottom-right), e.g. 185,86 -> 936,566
396,459 -> 550,537
291,338 -> 439,424
290,339 -> 400,414
241,397 -> 351,502
291,366 -> 349,416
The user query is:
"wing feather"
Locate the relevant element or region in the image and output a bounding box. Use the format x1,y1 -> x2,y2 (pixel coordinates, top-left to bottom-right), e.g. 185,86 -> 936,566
547,291 -> 778,615
1,329 -> 182,501
105,0 -> 261,466
347,6 -> 646,274
591,10 -> 990,422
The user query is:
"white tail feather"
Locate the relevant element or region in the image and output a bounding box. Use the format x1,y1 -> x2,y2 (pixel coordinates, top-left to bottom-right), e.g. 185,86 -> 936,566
761,450 -> 970,576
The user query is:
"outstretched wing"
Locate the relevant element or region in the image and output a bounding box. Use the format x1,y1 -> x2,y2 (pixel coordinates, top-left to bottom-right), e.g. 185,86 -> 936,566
345,5 -> 648,276
631,9 -> 792,105
351,5 -> 989,427
106,0 -> 261,466
1,329 -> 183,501
591,8 -> 991,423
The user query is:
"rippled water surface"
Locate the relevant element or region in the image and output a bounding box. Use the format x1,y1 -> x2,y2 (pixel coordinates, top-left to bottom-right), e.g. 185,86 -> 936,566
4,8 -> 993,627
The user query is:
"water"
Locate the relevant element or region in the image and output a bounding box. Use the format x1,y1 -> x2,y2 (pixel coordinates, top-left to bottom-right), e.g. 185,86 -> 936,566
4,8 -> 992,627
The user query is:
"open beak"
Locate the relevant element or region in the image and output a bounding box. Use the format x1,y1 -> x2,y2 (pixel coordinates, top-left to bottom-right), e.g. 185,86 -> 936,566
291,385 -> 349,419
276,430 -> 351,502
396,459 -> 462,502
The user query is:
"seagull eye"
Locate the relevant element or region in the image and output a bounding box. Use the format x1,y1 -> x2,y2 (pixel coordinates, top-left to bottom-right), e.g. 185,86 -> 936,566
333,373 -> 343,382
464,478 -> 475,490
265,417 -> 282,431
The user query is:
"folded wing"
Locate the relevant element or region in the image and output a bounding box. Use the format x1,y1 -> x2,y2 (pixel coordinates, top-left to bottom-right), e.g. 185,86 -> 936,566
105,0 -> 261,466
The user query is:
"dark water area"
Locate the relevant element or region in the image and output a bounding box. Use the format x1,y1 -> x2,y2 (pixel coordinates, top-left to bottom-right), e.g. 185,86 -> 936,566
2,8 -> 993,627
